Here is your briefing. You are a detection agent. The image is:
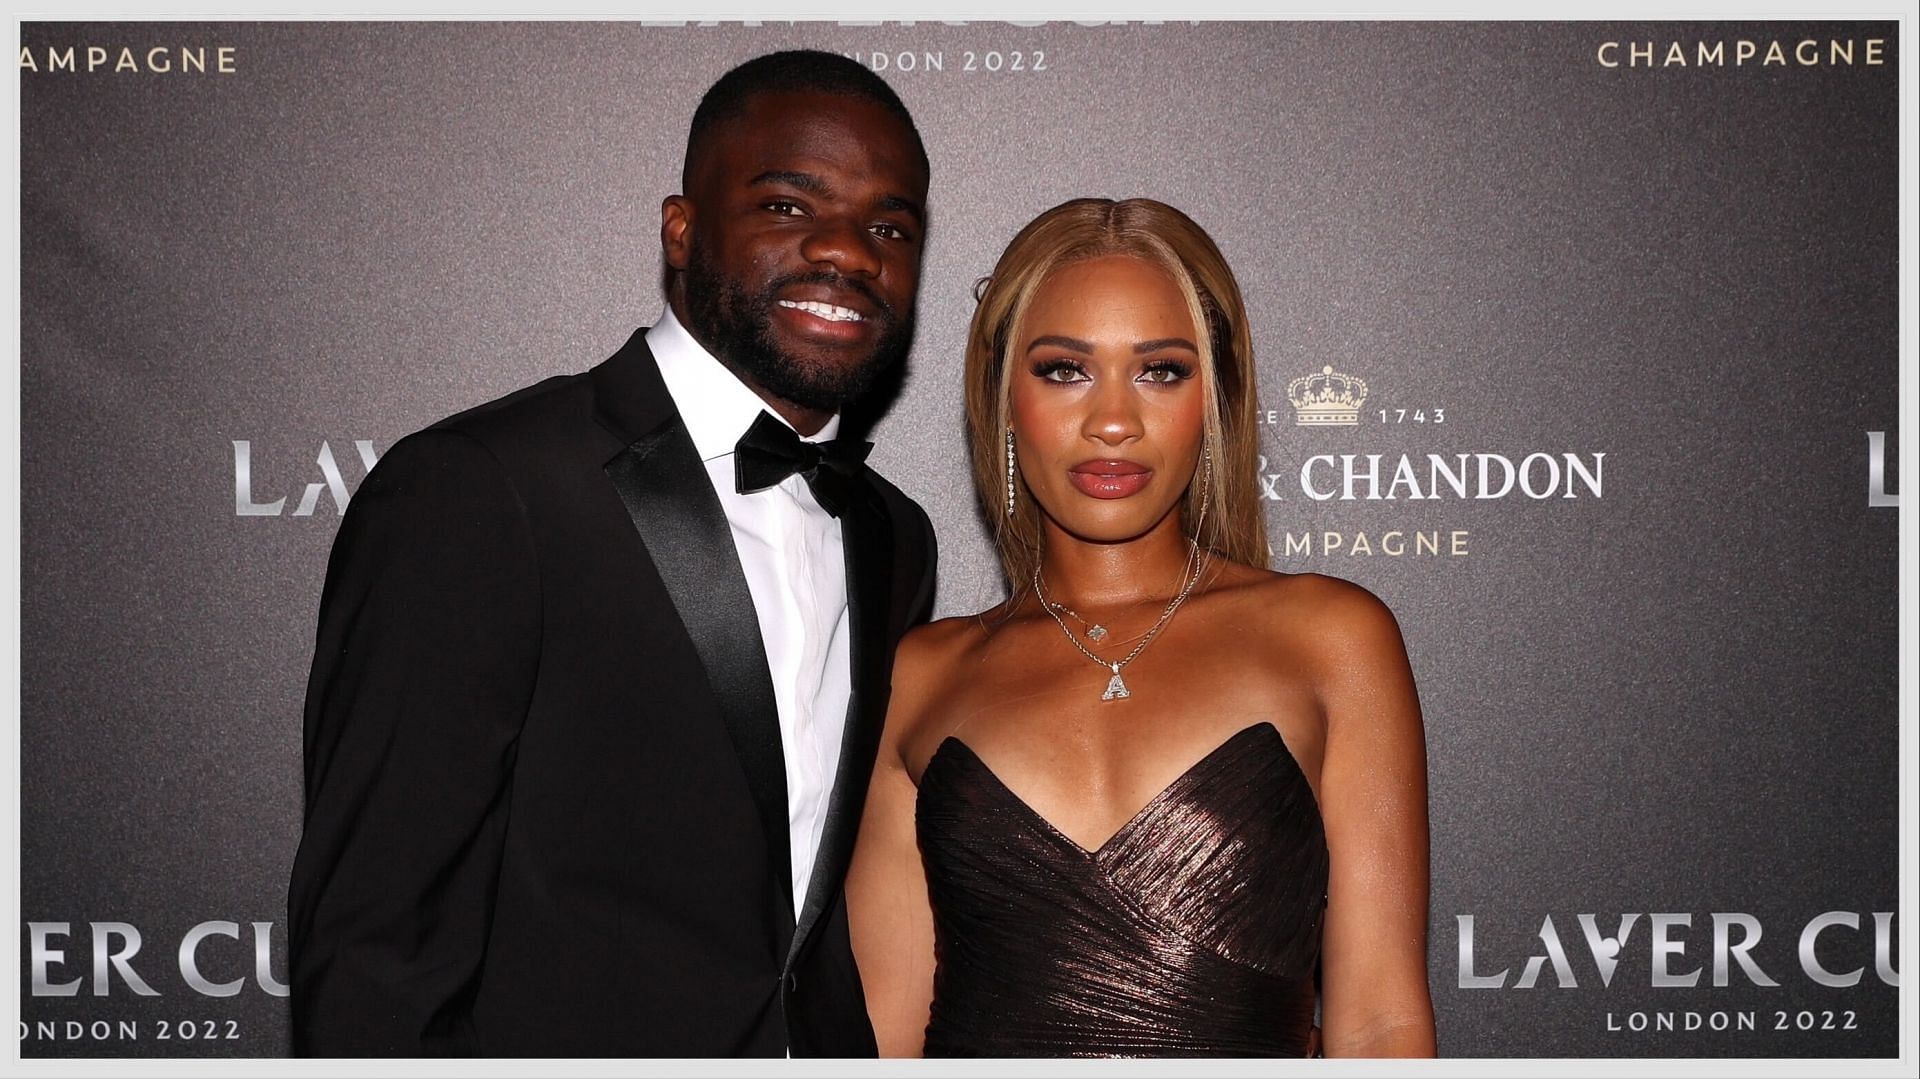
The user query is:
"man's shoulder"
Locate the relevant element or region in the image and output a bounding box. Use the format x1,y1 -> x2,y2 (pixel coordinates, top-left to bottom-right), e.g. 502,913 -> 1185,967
364,366 -> 621,499
428,370 -> 597,448
861,464 -> 919,514
413,327 -> 663,465
861,464 -> 933,537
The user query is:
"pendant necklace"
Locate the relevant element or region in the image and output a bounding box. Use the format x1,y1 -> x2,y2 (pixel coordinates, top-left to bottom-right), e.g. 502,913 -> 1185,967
1036,595 -> 1130,645
1032,539 -> 1209,702
1034,575 -> 1158,648
1049,604 -> 1108,643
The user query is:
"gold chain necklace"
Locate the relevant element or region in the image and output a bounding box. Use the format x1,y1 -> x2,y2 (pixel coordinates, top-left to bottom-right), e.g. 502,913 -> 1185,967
1033,540 -> 1209,702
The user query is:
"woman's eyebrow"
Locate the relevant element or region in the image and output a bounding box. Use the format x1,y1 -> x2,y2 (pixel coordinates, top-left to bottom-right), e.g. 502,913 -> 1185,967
1027,334 -> 1094,353
1134,338 -> 1198,353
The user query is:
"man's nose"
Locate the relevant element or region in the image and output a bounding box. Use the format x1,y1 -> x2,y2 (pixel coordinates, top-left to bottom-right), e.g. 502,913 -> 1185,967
798,217 -> 882,279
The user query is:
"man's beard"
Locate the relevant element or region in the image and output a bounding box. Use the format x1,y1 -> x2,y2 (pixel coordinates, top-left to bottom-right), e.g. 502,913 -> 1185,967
682,244 -> 915,413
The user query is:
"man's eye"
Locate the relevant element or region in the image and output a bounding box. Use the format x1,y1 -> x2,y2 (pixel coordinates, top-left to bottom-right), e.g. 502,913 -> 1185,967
765,201 -> 805,216
1031,360 -> 1088,383
870,223 -> 911,241
1139,362 -> 1194,384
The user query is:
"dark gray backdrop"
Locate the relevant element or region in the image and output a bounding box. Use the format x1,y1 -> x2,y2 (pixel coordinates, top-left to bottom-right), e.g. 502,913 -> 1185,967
18,20 -> 1901,1058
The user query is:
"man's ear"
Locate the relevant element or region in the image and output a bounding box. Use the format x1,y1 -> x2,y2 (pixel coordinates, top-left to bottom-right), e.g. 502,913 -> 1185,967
661,195 -> 693,272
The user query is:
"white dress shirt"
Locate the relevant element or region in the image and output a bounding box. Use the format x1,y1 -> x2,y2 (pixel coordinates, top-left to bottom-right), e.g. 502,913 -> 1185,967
646,307 -> 853,920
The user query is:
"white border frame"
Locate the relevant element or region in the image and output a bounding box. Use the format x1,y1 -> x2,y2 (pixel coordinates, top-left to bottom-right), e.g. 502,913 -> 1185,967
4,4 -> 1913,1076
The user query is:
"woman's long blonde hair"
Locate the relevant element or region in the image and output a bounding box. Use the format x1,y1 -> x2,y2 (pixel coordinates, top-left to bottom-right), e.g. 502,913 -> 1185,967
965,198 -> 1267,594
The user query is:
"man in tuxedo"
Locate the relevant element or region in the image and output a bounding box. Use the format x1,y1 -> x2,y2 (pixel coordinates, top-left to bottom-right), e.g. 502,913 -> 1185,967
286,50 -> 936,1057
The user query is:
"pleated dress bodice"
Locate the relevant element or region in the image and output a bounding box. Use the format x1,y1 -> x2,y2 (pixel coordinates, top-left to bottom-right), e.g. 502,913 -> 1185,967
915,722 -> 1328,1057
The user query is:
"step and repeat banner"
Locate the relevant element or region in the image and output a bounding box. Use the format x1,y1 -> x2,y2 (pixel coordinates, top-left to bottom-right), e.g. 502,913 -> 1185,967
18,20 -> 1902,1058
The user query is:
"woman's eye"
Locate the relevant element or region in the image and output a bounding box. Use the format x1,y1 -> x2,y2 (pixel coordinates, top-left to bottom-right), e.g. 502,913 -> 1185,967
1032,360 -> 1089,383
1139,362 -> 1194,384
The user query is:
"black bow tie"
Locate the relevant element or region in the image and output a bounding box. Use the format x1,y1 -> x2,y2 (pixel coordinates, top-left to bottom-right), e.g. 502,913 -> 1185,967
733,410 -> 872,518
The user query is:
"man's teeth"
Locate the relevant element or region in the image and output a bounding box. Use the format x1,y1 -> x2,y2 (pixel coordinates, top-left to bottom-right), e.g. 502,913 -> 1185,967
777,300 -> 864,323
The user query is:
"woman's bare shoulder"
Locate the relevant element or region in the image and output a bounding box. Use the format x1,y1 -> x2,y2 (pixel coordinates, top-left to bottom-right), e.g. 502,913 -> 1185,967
896,608 -> 1001,671
1213,566 -> 1408,667
886,607 -> 1004,747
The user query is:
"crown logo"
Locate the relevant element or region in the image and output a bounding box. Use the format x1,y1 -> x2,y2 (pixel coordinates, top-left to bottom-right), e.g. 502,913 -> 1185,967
1287,365 -> 1369,427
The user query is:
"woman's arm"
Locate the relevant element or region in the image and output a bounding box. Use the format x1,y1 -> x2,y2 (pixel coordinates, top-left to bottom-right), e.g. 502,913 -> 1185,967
1306,578 -> 1437,1057
845,627 -> 943,1057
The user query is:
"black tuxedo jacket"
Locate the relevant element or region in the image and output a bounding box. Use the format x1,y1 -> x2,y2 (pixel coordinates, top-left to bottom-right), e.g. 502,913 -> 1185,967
286,329 -> 936,1057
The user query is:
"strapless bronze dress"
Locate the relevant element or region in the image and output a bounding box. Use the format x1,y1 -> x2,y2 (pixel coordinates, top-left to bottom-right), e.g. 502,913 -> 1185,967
915,722 -> 1328,1057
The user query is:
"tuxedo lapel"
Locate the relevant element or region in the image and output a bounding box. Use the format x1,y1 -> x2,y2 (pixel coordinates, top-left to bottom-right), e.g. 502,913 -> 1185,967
595,334 -> 796,942
788,476 -> 893,970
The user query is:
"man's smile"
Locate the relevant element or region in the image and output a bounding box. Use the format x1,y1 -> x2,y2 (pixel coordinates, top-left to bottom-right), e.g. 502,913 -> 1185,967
776,299 -> 866,323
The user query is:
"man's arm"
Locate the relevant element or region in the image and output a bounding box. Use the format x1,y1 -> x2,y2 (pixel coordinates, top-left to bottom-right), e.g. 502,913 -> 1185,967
287,428 -> 542,1057
905,500 -> 938,627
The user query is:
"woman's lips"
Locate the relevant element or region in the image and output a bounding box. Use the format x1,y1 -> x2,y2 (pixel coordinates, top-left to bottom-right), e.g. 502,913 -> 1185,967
1067,460 -> 1153,499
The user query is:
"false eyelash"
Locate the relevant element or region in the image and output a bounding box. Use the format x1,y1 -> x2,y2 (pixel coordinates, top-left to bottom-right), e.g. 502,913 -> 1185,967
1031,358 -> 1088,381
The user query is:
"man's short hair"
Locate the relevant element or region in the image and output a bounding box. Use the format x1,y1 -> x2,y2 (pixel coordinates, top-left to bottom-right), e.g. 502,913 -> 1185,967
683,49 -> 928,190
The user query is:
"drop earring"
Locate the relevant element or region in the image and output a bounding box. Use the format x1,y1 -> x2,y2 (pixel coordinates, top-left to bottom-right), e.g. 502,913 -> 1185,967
1005,428 -> 1017,518
1196,446 -> 1214,544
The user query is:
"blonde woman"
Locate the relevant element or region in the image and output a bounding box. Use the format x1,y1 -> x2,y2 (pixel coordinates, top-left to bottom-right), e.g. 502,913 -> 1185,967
846,198 -> 1435,1057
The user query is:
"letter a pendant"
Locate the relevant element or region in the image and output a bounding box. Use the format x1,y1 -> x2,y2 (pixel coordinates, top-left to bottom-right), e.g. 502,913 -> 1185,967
1101,664 -> 1130,702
